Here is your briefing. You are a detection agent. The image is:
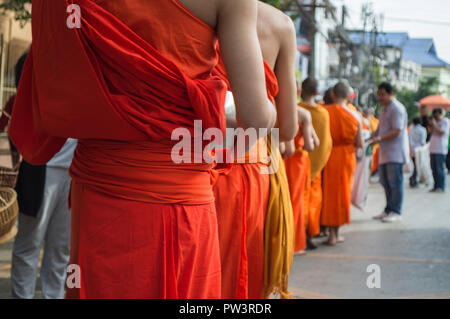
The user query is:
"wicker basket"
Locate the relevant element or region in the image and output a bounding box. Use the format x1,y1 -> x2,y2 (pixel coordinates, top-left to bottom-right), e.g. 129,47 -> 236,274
0,187 -> 19,244
0,149 -> 21,188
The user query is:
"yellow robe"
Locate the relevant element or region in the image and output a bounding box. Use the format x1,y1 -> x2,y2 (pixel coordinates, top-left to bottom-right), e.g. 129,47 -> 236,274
263,135 -> 294,299
299,102 -> 332,237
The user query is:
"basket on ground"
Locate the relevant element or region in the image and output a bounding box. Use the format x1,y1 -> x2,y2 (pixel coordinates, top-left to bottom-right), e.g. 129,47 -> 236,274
0,187 -> 19,244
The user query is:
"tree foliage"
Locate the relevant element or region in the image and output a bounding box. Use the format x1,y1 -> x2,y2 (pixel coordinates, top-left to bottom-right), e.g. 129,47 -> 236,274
0,0 -> 31,26
261,0 -> 282,8
395,77 -> 440,123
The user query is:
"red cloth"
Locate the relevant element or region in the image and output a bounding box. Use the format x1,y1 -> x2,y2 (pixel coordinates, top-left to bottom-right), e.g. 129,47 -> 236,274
67,181 -> 221,299
284,126 -> 309,252
9,0 -> 229,299
9,0 -> 226,165
212,52 -> 277,298
213,164 -> 269,299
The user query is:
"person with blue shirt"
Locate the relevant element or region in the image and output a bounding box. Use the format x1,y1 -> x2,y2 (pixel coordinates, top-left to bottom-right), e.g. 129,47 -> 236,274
370,82 -> 408,223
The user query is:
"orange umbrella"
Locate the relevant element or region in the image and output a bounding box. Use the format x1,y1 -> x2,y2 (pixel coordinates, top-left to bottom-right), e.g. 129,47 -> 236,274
419,95 -> 450,110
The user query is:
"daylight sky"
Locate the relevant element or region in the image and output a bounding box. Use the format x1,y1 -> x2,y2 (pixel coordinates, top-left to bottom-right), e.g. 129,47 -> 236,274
338,0 -> 450,63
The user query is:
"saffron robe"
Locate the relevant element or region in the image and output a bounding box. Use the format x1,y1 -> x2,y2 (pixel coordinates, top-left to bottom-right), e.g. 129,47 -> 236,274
284,124 -> 309,252
370,117 -> 380,174
298,102 -> 332,237
299,102 -> 332,180
10,0 -> 228,298
321,104 -> 359,227
212,56 -> 275,299
264,135 -> 294,299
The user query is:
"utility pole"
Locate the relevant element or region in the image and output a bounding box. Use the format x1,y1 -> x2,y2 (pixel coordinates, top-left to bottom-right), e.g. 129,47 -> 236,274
337,5 -> 346,80
309,0 -> 317,78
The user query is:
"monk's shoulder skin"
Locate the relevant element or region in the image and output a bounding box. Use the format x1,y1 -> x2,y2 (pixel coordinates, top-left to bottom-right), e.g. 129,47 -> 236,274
257,1 -> 295,65
177,0 -> 221,29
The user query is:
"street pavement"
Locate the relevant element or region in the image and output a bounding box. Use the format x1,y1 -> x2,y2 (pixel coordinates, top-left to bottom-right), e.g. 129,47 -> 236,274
289,174 -> 450,299
0,174 -> 449,299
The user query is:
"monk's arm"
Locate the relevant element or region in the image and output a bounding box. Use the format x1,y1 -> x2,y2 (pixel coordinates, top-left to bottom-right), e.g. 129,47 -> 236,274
273,15 -> 299,142
217,0 -> 276,131
298,107 -> 316,152
280,140 -> 295,159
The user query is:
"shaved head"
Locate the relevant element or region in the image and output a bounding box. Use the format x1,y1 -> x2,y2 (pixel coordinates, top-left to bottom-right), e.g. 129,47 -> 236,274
333,82 -> 350,100
323,88 -> 334,105
301,77 -> 318,99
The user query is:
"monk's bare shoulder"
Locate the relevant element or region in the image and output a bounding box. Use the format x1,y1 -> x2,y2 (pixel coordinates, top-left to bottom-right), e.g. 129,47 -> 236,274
177,0 -> 221,29
257,2 -> 296,65
178,0 -> 259,30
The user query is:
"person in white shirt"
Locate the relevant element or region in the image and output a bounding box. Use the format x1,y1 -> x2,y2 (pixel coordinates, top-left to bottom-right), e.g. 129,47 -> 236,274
408,117 -> 427,187
429,108 -> 450,192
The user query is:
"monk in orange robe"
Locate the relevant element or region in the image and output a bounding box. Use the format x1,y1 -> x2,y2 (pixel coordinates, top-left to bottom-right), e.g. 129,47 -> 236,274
366,108 -> 380,174
9,0 -> 277,299
212,1 -> 299,299
284,81 -> 318,254
298,78 -> 332,248
321,82 -> 364,246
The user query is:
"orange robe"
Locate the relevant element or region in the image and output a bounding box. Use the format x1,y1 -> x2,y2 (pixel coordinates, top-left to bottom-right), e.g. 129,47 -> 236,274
10,0 -> 228,298
347,103 -> 358,112
321,104 -> 359,227
308,174 -> 322,237
284,125 -> 309,252
298,102 -> 332,237
370,117 -> 380,174
212,56 -> 277,299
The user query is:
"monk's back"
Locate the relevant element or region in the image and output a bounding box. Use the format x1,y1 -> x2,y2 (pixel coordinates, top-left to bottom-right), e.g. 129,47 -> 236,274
257,2 -> 291,69
96,0 -> 217,79
327,105 -> 358,146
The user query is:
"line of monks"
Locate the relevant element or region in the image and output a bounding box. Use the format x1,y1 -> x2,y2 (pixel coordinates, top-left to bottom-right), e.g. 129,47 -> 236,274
7,0 -> 379,299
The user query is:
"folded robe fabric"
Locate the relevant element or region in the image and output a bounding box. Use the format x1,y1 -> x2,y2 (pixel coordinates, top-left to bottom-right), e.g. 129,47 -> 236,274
284,125 -> 309,252
298,102 -> 332,180
9,0 -> 226,165
264,134 -> 294,299
212,52 -> 275,299
9,0 -> 230,299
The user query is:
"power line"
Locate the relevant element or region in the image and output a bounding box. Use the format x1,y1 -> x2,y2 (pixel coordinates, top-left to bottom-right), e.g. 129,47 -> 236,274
382,17 -> 450,27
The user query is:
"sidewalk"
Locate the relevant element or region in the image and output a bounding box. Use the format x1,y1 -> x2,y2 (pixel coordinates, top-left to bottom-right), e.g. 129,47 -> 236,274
288,175 -> 450,299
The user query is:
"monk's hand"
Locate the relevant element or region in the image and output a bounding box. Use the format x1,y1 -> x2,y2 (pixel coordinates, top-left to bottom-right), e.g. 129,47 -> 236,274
279,141 -> 286,155
303,124 -> 316,152
281,140 -> 295,159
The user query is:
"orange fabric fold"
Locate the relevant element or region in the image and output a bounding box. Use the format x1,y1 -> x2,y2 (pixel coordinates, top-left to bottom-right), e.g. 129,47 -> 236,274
321,104 -> 359,227
307,174 -> 323,237
212,51 -> 278,298
70,139 -> 217,204
213,164 -> 269,299
12,0 -> 231,299
298,102 -> 332,180
284,127 -> 309,252
67,182 -> 221,299
9,0 -> 226,165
